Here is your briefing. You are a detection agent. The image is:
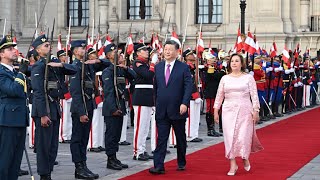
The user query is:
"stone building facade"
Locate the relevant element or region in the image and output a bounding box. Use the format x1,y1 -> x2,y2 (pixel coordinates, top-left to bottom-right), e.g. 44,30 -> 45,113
0,0 -> 320,57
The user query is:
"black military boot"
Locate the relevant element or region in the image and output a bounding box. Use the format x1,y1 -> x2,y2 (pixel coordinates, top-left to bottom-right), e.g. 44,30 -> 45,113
74,162 -> 94,179
82,161 -> 99,179
206,113 -> 221,137
107,155 -> 122,170
115,154 -> 129,168
40,174 -> 52,180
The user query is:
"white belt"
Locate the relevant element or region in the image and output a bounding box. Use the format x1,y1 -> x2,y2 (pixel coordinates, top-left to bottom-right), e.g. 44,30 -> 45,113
135,84 -> 153,89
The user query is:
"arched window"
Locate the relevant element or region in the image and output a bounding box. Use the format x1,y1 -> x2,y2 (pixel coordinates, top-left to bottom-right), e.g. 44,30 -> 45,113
67,0 -> 89,26
196,0 -> 222,24
127,0 -> 152,20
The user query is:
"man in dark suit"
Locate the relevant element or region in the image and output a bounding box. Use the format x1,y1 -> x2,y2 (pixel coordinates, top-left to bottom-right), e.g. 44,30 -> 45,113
150,40 -> 193,174
0,35 -> 29,180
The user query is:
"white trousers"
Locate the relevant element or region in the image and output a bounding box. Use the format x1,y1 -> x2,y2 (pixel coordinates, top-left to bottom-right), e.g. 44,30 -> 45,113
59,99 -> 73,142
120,101 -> 130,143
150,108 -> 157,152
303,85 -> 311,107
133,106 -> 152,156
27,104 -> 35,148
87,102 -> 105,149
169,100 -> 201,145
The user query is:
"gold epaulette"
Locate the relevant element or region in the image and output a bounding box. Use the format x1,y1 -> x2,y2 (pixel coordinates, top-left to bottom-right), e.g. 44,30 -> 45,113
283,63 -> 289,70
253,64 -> 261,70
283,80 -> 289,82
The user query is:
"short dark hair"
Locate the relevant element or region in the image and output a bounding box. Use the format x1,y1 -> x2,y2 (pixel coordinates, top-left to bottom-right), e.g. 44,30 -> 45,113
164,40 -> 179,50
227,53 -> 246,73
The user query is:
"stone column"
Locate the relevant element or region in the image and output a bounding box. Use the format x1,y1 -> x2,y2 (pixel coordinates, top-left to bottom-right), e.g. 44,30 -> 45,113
299,0 -> 310,32
282,0 -> 293,33
98,0 -> 108,33
165,0 -> 176,23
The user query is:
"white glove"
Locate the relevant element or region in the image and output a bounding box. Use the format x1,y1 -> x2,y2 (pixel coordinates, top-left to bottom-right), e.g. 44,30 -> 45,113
316,62 -> 320,65
198,65 -> 205,69
249,71 -> 254,76
262,61 -> 267,67
278,66 -> 284,71
222,61 -> 228,67
274,68 -> 280,72
294,83 -> 299,87
290,62 -> 294,68
299,65 -> 304,68
151,53 -> 158,64
298,82 -> 303,86
266,67 -> 273,73
195,98 -> 203,104
289,68 -> 294,73
317,82 -> 320,85
309,82 -> 313,85
285,70 -> 291,74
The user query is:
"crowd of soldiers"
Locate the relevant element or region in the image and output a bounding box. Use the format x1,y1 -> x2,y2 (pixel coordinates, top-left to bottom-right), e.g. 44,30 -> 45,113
0,30 -> 319,180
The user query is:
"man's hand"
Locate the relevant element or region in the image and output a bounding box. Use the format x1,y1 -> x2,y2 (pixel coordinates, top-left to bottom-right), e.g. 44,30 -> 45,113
112,110 -> 123,116
41,116 -> 51,127
85,59 -> 100,64
180,104 -> 187,115
80,115 -> 89,123
47,62 -> 63,67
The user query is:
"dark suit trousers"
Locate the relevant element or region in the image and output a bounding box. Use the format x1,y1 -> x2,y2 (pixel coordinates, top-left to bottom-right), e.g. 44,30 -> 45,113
70,111 -> 93,163
104,116 -> 123,156
153,117 -> 187,169
35,115 -> 60,175
0,126 -> 26,180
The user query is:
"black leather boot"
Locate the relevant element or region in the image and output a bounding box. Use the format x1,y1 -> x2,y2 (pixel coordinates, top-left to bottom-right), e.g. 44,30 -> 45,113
74,162 -> 94,179
82,161 -> 99,179
115,154 -> 129,168
40,174 -> 52,180
107,155 -> 122,170
206,113 -> 221,137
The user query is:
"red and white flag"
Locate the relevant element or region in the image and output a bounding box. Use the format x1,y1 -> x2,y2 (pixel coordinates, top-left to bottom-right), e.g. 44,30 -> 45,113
282,45 -> 290,64
233,24 -> 243,53
243,26 -> 256,55
170,31 -> 181,48
57,33 -> 63,51
270,41 -> 277,58
197,31 -> 204,57
126,34 -> 134,55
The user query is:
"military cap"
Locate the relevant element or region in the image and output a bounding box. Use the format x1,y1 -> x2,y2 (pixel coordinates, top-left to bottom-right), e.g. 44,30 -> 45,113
205,53 -> 216,60
147,47 -> 156,55
104,43 -> 117,54
182,49 -> 195,58
57,50 -> 66,57
134,43 -> 148,53
0,35 -> 16,50
87,48 -> 96,55
70,40 -> 86,52
31,34 -> 48,49
254,55 -> 262,59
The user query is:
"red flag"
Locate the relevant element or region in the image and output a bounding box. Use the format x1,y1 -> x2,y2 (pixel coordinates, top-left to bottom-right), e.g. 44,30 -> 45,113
282,45 -> 290,64
57,33 -> 63,51
126,34 -> 134,55
197,32 -> 204,57
233,24 -> 243,53
270,41 -> 277,58
243,26 -> 256,55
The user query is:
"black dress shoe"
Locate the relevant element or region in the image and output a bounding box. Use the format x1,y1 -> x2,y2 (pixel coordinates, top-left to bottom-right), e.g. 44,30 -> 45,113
62,140 -> 71,143
40,174 -> 52,180
144,152 -> 153,159
54,161 -> 58,165
219,128 -> 223,133
149,167 -> 165,175
98,146 -> 106,151
190,138 -> 203,142
146,137 -> 151,140
133,154 -> 149,161
18,169 -> 29,176
119,141 -> 131,145
177,165 -> 186,171
88,147 -> 101,152
207,130 -> 221,137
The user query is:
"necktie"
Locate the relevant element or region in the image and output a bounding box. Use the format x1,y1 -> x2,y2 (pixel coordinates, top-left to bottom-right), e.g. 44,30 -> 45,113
165,64 -> 171,85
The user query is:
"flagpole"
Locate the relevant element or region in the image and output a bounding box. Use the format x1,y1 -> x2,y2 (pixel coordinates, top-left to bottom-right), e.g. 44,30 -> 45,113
3,18 -> 6,38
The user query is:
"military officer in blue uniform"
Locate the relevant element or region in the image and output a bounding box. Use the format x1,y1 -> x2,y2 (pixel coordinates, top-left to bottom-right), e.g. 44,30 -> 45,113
0,35 -> 29,180
30,34 -> 77,180
69,40 -> 111,179
102,43 -> 136,170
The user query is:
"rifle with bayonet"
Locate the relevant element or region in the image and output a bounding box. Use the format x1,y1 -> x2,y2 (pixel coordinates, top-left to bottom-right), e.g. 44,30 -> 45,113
81,25 -> 90,116
114,24 -> 121,110
44,18 -> 55,119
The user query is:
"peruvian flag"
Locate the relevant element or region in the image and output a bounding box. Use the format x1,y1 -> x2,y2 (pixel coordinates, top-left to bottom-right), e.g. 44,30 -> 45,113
13,36 -> 19,55
170,31 -> 181,48
233,24 -> 243,53
197,31 -> 205,57
57,33 -> 63,51
243,26 -> 256,55
86,35 -> 93,49
253,29 -> 261,54
65,32 -> 72,52
126,34 -> 134,55
282,45 -> 290,64
294,43 -> 300,59
151,33 -> 159,49
138,36 -> 145,44
98,35 -> 112,57
93,35 -> 102,51
270,41 -> 277,58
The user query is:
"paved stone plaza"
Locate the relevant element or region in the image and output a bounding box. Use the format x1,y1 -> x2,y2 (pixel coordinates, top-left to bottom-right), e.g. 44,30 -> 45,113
19,107 -> 320,180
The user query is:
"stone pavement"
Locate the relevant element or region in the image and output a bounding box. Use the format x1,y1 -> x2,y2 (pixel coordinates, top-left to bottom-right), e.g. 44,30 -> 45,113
19,107 -> 320,180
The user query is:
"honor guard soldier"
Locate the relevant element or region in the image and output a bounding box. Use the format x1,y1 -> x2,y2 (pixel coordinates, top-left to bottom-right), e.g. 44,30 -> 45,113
30,34 -> 77,180
102,44 -> 136,170
272,56 -> 284,117
69,40 -> 111,179
132,43 -> 157,161
0,35 -> 29,180
57,50 -> 73,143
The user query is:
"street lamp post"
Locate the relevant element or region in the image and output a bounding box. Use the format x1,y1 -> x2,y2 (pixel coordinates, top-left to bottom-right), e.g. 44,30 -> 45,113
240,0 -> 246,34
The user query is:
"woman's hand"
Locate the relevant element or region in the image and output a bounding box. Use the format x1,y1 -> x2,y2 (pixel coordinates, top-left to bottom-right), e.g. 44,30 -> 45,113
214,113 -> 219,124
252,111 -> 260,123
